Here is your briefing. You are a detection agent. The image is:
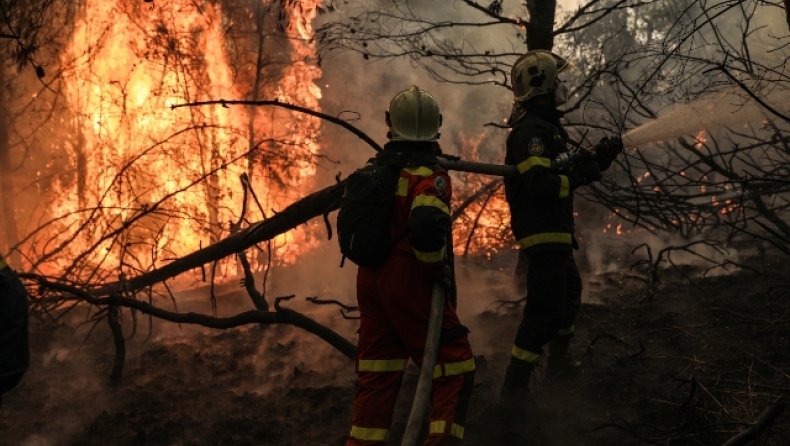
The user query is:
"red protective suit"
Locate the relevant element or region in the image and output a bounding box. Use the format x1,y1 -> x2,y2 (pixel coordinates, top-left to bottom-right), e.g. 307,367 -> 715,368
346,142 -> 475,446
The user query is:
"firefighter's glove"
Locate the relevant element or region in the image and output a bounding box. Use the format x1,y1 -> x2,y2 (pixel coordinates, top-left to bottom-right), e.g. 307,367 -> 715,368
568,159 -> 602,189
593,136 -> 624,172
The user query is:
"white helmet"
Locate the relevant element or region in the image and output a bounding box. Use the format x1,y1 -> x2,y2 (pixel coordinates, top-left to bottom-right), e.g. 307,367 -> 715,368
511,50 -> 570,102
386,85 -> 442,142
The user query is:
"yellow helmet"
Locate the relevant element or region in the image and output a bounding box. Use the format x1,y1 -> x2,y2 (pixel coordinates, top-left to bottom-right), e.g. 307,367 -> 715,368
386,85 -> 442,142
511,50 -> 570,102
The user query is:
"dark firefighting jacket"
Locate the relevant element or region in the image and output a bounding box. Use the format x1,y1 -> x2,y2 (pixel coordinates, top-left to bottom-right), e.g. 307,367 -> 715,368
504,105 -> 575,253
374,141 -> 452,270
0,254 -> 30,400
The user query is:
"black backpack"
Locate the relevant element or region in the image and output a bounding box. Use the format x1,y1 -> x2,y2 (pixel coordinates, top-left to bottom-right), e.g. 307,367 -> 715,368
337,160 -> 403,267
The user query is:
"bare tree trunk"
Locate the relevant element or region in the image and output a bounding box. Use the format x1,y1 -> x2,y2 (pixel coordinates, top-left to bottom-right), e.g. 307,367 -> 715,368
75,125 -> 88,210
526,0 -> 557,50
247,0 -> 268,178
0,64 -> 20,267
206,132 -> 223,247
108,306 -> 125,386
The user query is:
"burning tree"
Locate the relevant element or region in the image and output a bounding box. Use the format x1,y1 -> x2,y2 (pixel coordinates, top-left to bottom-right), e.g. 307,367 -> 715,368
0,0 -> 69,267
2,0 -> 368,384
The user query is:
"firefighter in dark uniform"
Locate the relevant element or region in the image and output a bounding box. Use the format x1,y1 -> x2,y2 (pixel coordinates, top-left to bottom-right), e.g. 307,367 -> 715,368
499,50 -> 623,412
346,86 -> 475,446
0,253 -> 30,406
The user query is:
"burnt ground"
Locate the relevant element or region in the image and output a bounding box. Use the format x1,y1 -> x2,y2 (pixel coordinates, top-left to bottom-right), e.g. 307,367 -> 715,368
2,251 -> 790,446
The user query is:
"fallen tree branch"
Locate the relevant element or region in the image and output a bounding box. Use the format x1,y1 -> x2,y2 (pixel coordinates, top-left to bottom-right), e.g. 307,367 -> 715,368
93,181 -> 346,295
26,274 -> 358,360
91,100 -> 518,295
721,397 -> 785,446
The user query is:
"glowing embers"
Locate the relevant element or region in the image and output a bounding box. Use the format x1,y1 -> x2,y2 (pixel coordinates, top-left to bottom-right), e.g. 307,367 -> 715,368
451,133 -> 513,257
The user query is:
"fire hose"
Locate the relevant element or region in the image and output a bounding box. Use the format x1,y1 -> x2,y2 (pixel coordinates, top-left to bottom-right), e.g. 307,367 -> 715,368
399,150 -> 596,445
437,148 -> 596,177
401,281 -> 445,446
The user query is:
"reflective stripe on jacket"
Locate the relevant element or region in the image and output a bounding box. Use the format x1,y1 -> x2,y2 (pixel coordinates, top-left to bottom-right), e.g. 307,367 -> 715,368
376,141 -> 451,266
504,107 -> 575,252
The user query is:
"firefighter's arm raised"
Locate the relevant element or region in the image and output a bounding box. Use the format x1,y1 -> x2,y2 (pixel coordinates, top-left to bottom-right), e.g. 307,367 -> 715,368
407,170 -> 451,269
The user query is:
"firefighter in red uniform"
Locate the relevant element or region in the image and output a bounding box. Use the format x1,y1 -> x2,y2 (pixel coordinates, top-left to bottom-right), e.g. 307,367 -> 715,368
346,86 -> 475,446
499,50 -> 623,414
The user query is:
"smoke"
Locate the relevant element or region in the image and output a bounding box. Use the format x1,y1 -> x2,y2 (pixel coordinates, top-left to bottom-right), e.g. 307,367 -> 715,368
2,320 -> 116,446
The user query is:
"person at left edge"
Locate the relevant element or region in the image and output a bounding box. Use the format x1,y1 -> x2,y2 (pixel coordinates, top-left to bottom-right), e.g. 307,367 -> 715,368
0,253 -> 30,406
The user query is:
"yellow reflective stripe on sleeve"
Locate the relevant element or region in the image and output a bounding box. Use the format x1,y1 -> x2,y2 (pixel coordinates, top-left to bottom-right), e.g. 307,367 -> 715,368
429,420 -> 446,434
404,166 -> 435,177
433,357 -> 476,379
517,232 -> 572,249
412,194 -> 450,215
557,325 -> 575,336
350,426 -> 389,441
414,246 -> 446,264
516,156 -> 551,174
0,257 -> 7,270
511,345 -> 541,363
396,177 -> 409,196
559,175 -> 570,198
358,358 -> 408,372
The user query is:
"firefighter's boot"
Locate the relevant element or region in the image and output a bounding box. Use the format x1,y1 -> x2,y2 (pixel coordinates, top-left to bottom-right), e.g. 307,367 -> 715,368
545,333 -> 577,380
497,358 -> 535,420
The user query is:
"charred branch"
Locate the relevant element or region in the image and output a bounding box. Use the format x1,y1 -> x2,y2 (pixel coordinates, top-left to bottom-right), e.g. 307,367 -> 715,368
27,275 -> 358,360
93,181 -> 346,295
720,397 -> 785,446
107,305 -> 125,387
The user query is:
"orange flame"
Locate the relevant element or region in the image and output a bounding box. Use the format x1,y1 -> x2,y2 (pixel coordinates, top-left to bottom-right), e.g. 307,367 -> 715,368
451,133 -> 513,256
44,0 -> 323,280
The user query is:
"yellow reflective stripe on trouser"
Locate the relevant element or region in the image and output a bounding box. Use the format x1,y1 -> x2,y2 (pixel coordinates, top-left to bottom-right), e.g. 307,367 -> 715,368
414,245 -> 446,264
516,156 -> 551,174
433,357 -> 476,379
559,175 -> 570,198
429,421 -> 465,439
358,358 -> 408,372
412,194 -> 450,215
517,232 -> 572,249
557,325 -> 575,336
350,426 -> 389,441
404,166 -> 435,177
511,345 -> 541,363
